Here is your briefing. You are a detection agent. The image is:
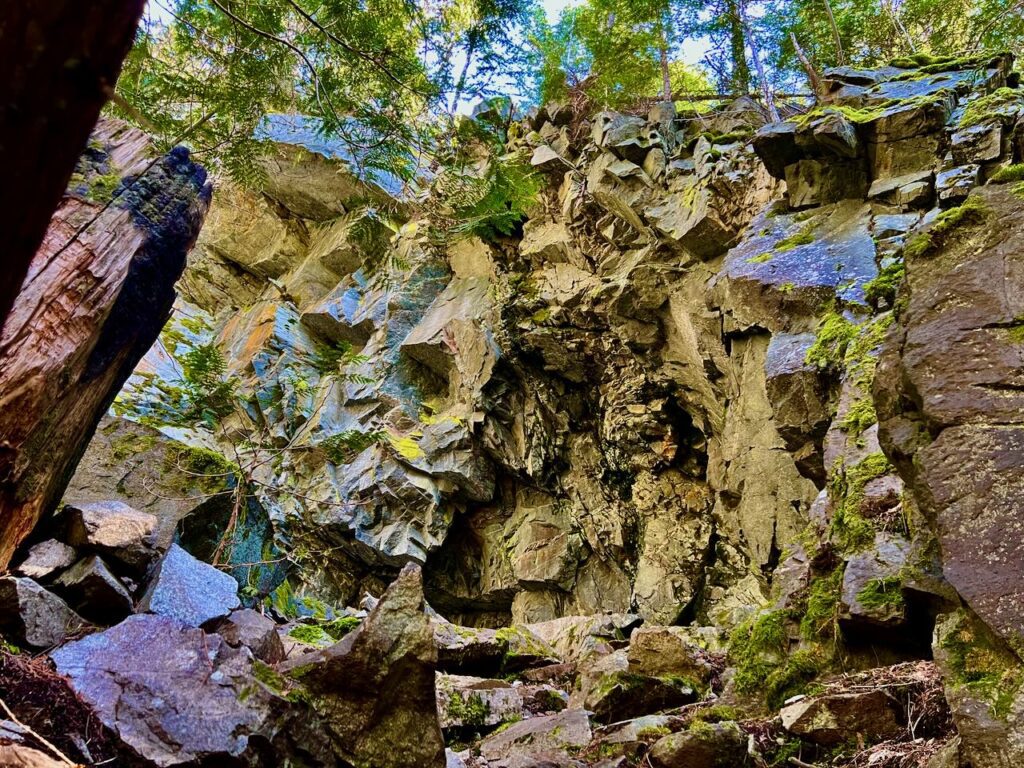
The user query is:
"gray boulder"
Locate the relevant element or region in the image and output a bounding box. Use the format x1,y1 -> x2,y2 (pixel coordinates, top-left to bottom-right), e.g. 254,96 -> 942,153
64,500 -> 160,572
54,555 -> 133,625
648,721 -> 747,768
14,539 -> 76,580
0,577 -> 85,649
52,613 -> 320,767
138,543 -> 240,627
209,608 -> 285,663
281,563 -> 446,768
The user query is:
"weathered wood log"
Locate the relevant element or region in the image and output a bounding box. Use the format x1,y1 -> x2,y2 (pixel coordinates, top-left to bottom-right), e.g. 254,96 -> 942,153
0,1 -> 145,332
0,119 -> 211,569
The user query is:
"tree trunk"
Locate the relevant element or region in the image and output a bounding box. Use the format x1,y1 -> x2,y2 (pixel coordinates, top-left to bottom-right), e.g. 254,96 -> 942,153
659,9 -> 673,102
738,1 -> 780,121
823,0 -> 846,65
0,1 -> 146,334
727,0 -> 751,95
791,32 -> 825,100
0,119 -> 212,569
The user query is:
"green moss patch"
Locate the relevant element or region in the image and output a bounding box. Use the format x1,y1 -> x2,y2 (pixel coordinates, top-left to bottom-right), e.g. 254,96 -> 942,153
839,397 -> 877,437
939,610 -> 1023,719
806,312 -> 858,369
828,452 -> 893,552
776,223 -> 816,252
855,576 -> 905,611
959,87 -> 1024,128
989,164 -> 1024,183
446,691 -> 490,727
747,252 -> 773,264
800,568 -> 844,642
904,196 -> 989,259
863,261 -> 905,309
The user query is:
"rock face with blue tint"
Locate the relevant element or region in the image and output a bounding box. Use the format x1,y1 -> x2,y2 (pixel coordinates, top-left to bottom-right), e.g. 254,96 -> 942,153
138,543 -> 240,627
51,613 -> 329,767
55,60 -> 1024,756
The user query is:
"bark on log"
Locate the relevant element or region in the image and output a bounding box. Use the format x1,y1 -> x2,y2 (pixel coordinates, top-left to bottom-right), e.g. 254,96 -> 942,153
0,1 -> 146,333
0,119 -> 211,570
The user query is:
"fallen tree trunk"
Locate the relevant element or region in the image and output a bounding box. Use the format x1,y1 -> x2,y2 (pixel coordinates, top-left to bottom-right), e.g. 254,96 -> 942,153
0,119 -> 211,569
0,1 -> 145,332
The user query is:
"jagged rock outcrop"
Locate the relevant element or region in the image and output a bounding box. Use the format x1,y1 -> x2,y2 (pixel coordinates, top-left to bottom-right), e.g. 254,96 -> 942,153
281,563 -> 446,768
0,118 -> 211,569
36,50 -> 1024,767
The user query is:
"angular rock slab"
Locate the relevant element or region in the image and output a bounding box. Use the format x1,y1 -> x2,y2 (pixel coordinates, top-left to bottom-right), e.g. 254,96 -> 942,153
138,543 -> 240,627
780,690 -> 903,745
14,539 -> 76,580
713,201 -> 877,332
479,709 -> 592,763
210,608 -> 285,663
281,563 -> 446,768
52,614 -> 277,767
648,722 -> 747,768
0,577 -> 85,649
436,674 -> 524,729
54,555 -> 133,625
64,500 -> 159,572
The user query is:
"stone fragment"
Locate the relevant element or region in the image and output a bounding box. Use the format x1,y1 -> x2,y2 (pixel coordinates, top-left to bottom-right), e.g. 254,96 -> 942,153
0,577 -> 85,649
573,649 -> 698,724
764,332 -> 830,483
54,556 -> 133,625
532,145 -> 570,171
867,169 -> 933,200
436,674 -> 523,729
478,709 -> 591,763
895,179 -> 933,208
784,158 -> 867,208
526,613 -> 641,664
64,500 -> 159,572
14,540 -> 76,580
951,123 -> 1003,165
434,621 -> 504,674
752,121 -> 801,179
210,608 -> 285,663
932,610 -> 1024,768
840,532 -> 910,629
936,164 -> 980,206
138,543 -> 240,627
281,564 -> 446,768
52,614 -> 300,767
625,626 -> 714,686
813,112 -> 859,157
780,690 -> 903,745
648,721 -> 747,768
873,213 -> 920,239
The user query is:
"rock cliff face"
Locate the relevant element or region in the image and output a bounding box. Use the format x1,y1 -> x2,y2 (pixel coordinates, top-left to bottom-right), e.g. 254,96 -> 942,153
37,52 -> 1024,765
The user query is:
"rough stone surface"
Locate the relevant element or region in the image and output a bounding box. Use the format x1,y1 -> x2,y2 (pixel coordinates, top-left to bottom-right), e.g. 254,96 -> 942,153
138,543 -> 240,627
54,555 -> 133,625
478,710 -> 592,763
14,539 -> 76,580
51,614 -> 299,767
64,500 -> 159,572
877,185 -> 1024,657
436,674 -> 524,729
282,564 -> 446,768
648,722 -> 747,768
210,608 -> 286,664
780,690 -> 903,745
0,577 -> 85,649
